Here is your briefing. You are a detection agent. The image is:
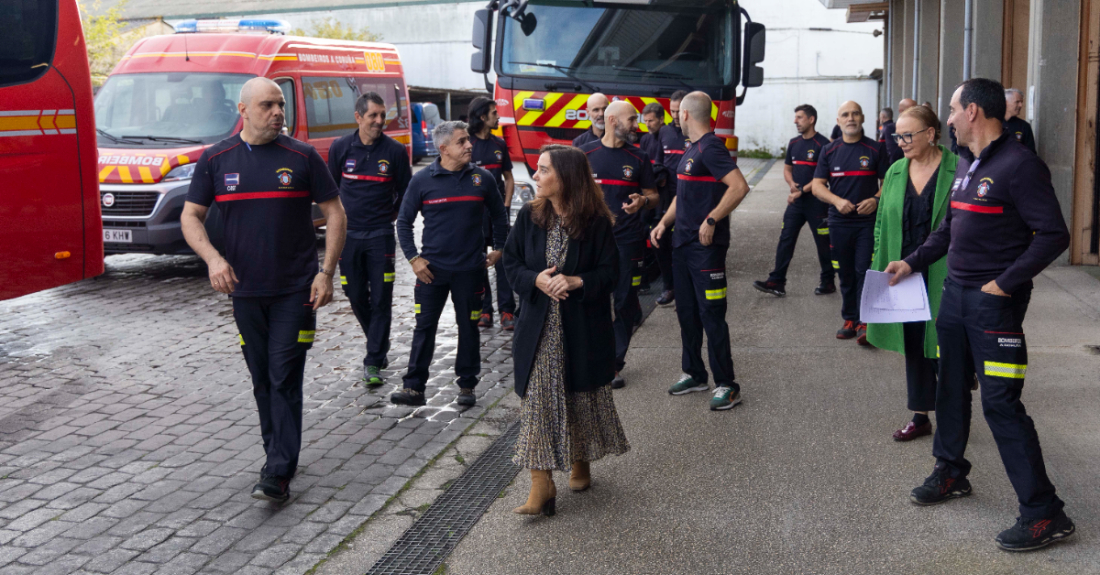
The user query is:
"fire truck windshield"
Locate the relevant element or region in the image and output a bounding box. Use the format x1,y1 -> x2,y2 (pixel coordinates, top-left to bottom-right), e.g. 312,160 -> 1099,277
500,3 -> 734,87
94,72 -> 251,146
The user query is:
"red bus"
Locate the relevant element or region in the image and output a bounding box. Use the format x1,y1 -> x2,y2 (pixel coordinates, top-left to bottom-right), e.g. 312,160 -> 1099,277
471,0 -> 765,173
93,21 -> 413,255
0,0 -> 103,300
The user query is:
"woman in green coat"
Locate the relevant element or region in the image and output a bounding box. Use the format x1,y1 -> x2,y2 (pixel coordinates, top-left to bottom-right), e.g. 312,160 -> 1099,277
868,105 -> 957,442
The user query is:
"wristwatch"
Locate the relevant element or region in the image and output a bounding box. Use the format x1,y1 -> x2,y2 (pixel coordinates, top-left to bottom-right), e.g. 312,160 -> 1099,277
705,217 -> 716,226
642,196 -> 650,207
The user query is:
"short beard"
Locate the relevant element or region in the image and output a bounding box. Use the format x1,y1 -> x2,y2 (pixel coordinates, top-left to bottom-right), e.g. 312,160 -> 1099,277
614,124 -> 637,144
593,120 -> 605,131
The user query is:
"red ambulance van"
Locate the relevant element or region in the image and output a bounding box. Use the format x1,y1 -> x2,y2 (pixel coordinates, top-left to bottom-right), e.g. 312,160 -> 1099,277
93,20 -> 412,254
1,0 -> 103,300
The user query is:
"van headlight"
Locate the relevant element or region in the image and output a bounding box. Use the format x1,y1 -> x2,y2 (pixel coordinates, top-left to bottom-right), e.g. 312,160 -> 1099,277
163,163 -> 196,182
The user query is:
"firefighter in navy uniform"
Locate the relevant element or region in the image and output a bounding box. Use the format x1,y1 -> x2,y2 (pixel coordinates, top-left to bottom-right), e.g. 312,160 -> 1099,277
651,92 -> 750,411
571,93 -> 609,148
393,121 -> 510,408
640,101 -> 674,303
327,92 -> 412,387
886,78 -> 1075,552
579,100 -> 659,389
753,104 -> 835,297
1003,88 -> 1036,153
468,97 -> 517,331
652,90 -> 692,305
182,78 -> 347,503
810,101 -> 888,345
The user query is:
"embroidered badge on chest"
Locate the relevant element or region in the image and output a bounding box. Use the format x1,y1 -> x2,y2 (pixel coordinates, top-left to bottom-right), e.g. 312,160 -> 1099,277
345,159 -> 356,172
622,165 -> 634,180
859,156 -> 870,169
378,160 -> 389,174
472,174 -> 482,186
807,149 -> 815,161
684,159 -> 694,174
977,177 -> 993,198
276,168 -> 293,187
494,150 -> 503,161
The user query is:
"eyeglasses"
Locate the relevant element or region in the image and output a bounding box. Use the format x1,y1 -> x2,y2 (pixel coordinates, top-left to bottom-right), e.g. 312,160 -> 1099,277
891,127 -> 931,144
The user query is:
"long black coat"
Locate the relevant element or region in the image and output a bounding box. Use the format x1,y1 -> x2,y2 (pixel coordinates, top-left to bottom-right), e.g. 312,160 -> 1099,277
503,205 -> 619,398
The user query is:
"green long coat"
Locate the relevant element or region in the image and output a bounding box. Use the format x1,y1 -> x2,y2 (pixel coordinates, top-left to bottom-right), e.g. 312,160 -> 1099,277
867,147 -> 957,358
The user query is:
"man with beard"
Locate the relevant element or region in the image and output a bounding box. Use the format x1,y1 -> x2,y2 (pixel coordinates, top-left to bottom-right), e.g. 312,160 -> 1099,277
327,92 -> 412,387
393,121 -> 510,407
181,77 -> 347,502
467,97 -> 517,331
572,92 -> 610,148
810,101 -> 888,345
579,100 -> 658,389
1003,88 -> 1036,153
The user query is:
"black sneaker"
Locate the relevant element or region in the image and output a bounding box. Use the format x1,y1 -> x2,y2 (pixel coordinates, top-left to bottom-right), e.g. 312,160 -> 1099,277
995,511 -> 1075,552
910,466 -> 972,506
611,373 -> 625,389
752,280 -> 786,297
251,474 -> 290,503
456,388 -> 476,407
814,282 -> 836,295
390,388 -> 426,406
656,290 -> 675,306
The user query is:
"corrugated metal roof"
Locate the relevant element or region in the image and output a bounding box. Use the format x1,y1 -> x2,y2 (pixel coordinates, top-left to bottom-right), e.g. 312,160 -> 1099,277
91,0 -> 479,20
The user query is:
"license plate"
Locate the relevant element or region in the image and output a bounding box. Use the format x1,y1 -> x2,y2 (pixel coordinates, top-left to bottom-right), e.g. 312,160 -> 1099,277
103,229 -> 132,243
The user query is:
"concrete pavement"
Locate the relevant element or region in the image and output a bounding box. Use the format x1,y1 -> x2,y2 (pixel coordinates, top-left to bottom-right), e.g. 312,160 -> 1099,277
444,162 -> 1100,574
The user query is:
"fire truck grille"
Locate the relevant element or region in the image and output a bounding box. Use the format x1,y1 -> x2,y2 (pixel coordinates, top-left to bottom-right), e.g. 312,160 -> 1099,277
101,192 -> 159,217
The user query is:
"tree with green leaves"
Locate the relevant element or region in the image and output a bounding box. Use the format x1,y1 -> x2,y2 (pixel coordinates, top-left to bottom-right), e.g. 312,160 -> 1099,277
290,17 -> 381,42
79,0 -> 129,87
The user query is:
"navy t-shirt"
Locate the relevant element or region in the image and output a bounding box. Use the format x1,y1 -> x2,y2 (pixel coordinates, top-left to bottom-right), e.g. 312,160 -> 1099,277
673,132 -> 738,248
659,123 -> 691,175
572,128 -> 600,148
786,132 -> 831,212
472,134 -> 513,238
814,136 -> 888,227
580,141 -> 656,244
327,131 -> 411,236
187,134 -> 339,297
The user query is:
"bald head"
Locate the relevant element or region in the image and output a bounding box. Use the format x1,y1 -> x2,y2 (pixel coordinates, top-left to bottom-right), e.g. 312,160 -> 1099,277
837,100 -> 865,140
238,77 -> 285,144
898,98 -> 917,114
586,93 -> 609,132
679,91 -> 712,139
604,100 -> 639,144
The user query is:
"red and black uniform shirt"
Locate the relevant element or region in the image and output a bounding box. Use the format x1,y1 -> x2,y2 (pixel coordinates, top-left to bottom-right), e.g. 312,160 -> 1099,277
327,131 -> 411,236
579,141 -> 657,244
673,132 -> 738,249
187,134 -> 339,297
659,123 -> 691,175
785,132 -> 831,204
472,134 -> 514,238
813,136 -> 888,227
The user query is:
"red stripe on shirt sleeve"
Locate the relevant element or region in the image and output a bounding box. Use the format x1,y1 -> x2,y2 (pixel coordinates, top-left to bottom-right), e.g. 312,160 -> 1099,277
950,201 -> 1004,214
215,191 -> 310,202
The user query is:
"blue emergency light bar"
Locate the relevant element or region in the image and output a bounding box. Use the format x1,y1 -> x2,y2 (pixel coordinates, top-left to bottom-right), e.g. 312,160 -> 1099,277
175,19 -> 292,34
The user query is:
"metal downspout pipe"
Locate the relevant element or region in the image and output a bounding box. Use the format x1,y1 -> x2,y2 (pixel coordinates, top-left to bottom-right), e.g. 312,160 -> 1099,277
962,0 -> 973,80
912,0 -> 920,98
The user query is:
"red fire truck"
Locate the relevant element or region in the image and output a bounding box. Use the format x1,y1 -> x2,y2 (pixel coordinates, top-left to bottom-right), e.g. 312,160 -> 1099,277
93,21 -> 412,255
1,0 -> 103,300
471,0 -> 766,174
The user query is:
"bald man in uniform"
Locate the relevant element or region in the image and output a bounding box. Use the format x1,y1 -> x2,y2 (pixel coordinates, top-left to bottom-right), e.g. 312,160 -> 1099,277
572,93 -> 610,148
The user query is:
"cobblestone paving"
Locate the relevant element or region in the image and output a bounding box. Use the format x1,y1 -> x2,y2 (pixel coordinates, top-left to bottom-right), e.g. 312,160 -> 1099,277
0,248 -> 515,574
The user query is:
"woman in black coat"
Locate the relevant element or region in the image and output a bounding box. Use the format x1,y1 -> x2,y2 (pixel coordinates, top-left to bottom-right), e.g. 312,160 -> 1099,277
504,145 -> 630,517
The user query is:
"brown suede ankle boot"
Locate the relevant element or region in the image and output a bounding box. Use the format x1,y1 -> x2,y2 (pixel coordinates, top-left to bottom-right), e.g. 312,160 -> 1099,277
513,470 -> 556,516
569,460 -> 591,492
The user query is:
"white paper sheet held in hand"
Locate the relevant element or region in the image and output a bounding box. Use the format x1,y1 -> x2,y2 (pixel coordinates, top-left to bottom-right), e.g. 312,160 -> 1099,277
860,270 -> 932,323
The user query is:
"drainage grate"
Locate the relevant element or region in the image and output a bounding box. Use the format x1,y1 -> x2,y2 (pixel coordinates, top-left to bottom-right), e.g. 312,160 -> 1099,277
366,421 -> 522,575
367,286 -> 667,574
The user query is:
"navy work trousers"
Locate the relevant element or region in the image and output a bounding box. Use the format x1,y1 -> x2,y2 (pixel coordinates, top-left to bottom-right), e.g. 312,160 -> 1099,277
613,240 -> 645,372
672,242 -> 737,391
482,238 -> 515,316
767,200 -> 834,286
829,224 -> 874,322
339,234 -> 395,368
932,279 -> 1063,519
403,267 -> 484,392
233,290 -> 315,479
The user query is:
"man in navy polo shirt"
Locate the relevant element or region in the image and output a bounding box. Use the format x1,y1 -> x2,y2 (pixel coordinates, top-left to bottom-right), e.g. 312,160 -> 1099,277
468,97 -> 516,331
580,100 -> 658,389
753,104 -> 835,297
1004,88 -> 1036,153
810,101 -> 888,344
393,121 -> 510,407
650,91 -> 750,411
886,78 -> 1074,552
327,92 -> 412,387
640,101 -> 675,306
182,77 -> 346,503
571,93 -> 609,148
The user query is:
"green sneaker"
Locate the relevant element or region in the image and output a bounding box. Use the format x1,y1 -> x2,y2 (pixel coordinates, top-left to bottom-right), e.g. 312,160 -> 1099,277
668,376 -> 709,396
363,366 -> 384,387
709,386 -> 742,411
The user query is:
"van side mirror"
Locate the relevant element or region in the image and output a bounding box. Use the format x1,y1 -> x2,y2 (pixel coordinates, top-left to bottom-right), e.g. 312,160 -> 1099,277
742,22 -> 766,88
471,9 -> 493,74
